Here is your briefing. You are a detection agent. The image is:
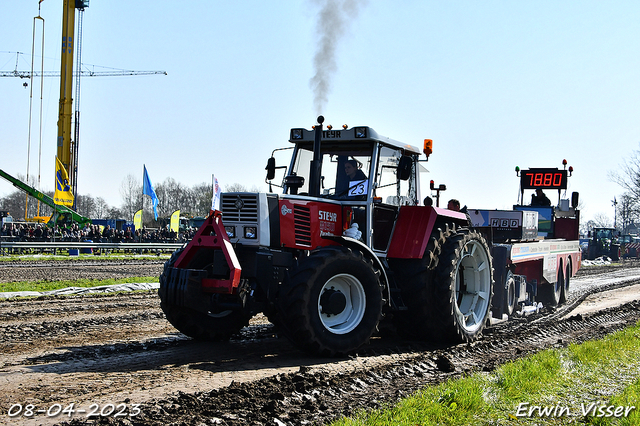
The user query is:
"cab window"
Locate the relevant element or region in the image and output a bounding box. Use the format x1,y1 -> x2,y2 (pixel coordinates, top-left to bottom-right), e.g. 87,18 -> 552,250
374,146 -> 416,206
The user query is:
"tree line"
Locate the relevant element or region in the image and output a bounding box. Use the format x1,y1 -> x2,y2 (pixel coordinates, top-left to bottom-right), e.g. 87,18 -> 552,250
0,173 -> 261,223
5,153 -> 640,236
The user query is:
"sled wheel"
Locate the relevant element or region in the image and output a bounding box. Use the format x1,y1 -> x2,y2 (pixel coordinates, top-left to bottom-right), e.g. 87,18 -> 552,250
504,271 -> 517,317
431,229 -> 494,342
559,262 -> 571,303
278,246 -> 383,357
159,248 -> 251,341
537,268 -> 562,307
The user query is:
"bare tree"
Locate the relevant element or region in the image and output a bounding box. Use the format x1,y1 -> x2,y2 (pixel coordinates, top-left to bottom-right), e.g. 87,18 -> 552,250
609,145 -> 640,203
224,183 -> 262,193
592,212 -> 613,228
75,194 -> 96,218
192,182 -> 213,216
120,174 -> 141,220
616,193 -> 639,234
94,197 -> 110,219
156,177 -> 187,218
106,206 -> 124,219
1,190 -> 29,220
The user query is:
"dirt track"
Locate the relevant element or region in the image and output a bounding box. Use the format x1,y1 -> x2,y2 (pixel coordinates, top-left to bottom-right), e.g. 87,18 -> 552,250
1,261 -> 640,425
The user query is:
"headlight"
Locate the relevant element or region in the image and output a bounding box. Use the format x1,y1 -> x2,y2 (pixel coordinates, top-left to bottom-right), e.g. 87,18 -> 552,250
290,129 -> 304,140
225,226 -> 235,238
354,127 -> 367,138
244,226 -> 257,239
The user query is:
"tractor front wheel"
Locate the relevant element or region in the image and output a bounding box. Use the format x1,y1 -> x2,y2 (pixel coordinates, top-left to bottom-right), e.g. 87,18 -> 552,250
160,303 -> 251,341
277,246 -> 384,357
159,248 -> 251,341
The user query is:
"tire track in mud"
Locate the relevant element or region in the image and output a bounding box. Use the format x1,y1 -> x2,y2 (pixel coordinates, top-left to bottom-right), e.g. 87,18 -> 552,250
0,259 -> 164,283
0,261 -> 638,425
59,300 -> 640,426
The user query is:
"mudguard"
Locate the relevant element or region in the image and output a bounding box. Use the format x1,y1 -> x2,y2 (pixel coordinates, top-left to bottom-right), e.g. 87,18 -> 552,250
387,206 -> 469,259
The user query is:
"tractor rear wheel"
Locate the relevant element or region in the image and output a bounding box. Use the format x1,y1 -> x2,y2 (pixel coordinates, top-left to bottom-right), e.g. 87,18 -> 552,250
388,225 -> 449,339
277,246 -> 383,357
430,229 -> 494,342
159,248 -> 251,341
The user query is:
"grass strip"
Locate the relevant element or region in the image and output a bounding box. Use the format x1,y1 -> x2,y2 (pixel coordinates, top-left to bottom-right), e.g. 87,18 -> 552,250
0,253 -> 170,262
0,276 -> 158,293
332,321 -> 640,426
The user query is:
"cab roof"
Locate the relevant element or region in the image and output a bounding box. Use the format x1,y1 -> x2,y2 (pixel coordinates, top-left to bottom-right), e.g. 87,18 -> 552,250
289,126 -> 422,155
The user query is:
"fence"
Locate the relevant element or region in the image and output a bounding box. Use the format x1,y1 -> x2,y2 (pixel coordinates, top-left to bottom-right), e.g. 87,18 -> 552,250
0,238 -> 184,256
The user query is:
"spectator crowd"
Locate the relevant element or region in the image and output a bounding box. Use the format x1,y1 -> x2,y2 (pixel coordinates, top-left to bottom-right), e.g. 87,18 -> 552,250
0,222 -> 198,243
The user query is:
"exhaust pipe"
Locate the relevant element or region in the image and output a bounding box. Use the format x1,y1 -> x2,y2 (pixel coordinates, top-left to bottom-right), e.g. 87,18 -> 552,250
308,115 -> 324,197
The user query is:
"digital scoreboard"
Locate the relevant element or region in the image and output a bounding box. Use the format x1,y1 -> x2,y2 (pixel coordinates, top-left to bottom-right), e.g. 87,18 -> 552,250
520,168 -> 568,190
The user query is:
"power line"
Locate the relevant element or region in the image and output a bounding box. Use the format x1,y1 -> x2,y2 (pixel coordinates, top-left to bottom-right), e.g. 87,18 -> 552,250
1,69 -> 167,78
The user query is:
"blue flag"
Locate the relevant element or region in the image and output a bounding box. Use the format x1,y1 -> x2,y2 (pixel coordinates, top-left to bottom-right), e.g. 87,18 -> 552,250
143,165 -> 159,220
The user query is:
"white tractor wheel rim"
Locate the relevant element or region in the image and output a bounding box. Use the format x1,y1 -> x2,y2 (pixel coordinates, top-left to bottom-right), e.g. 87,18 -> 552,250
454,239 -> 492,333
318,273 -> 366,335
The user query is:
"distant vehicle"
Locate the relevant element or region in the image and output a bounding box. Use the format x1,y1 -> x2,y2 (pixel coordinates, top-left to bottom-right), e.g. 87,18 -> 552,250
586,227 -> 620,261
178,216 -> 206,231
1,211 -> 13,227
618,234 -> 640,259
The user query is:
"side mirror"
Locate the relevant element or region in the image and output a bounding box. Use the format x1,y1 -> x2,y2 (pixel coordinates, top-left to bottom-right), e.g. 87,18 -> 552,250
398,155 -> 413,181
265,157 -> 276,181
571,191 -> 579,208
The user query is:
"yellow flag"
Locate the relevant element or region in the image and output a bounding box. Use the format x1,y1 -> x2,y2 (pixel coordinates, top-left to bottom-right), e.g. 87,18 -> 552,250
54,156 -> 74,207
170,210 -> 180,233
133,209 -> 143,231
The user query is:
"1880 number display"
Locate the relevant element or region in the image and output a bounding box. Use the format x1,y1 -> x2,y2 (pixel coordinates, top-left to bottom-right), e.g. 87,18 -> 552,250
520,168 -> 568,190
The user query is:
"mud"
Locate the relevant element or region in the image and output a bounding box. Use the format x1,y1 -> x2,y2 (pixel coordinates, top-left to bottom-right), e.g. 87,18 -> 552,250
0,260 -> 639,426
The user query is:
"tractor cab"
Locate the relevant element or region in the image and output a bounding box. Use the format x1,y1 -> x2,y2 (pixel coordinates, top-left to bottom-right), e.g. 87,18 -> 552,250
265,118 -> 425,252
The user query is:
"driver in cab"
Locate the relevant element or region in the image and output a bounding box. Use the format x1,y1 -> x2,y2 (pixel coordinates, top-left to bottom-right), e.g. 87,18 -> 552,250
344,160 -> 367,181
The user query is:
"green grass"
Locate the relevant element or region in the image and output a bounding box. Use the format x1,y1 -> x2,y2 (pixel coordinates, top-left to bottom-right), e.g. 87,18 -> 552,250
0,276 -> 158,293
0,252 -> 170,262
332,322 -> 640,426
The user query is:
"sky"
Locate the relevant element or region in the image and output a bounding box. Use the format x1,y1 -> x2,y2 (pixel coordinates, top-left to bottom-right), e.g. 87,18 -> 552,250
1,0 -> 639,225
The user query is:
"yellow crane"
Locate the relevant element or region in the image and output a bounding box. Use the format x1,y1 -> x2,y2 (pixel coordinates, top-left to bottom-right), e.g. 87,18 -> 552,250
52,0 -> 86,206
2,1 -> 165,212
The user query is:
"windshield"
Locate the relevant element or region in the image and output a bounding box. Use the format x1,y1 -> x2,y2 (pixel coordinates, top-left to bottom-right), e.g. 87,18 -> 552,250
596,229 -> 614,240
289,142 -> 373,199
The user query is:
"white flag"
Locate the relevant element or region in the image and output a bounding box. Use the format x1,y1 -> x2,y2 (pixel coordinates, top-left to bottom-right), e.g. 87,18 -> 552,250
212,175 -> 222,211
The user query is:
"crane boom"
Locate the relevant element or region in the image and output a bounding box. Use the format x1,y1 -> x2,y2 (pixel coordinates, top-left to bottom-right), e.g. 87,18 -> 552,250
0,168 -> 91,227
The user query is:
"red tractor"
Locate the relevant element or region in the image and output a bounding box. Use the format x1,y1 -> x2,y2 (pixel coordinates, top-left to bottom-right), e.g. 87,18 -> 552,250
159,116 -> 496,356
